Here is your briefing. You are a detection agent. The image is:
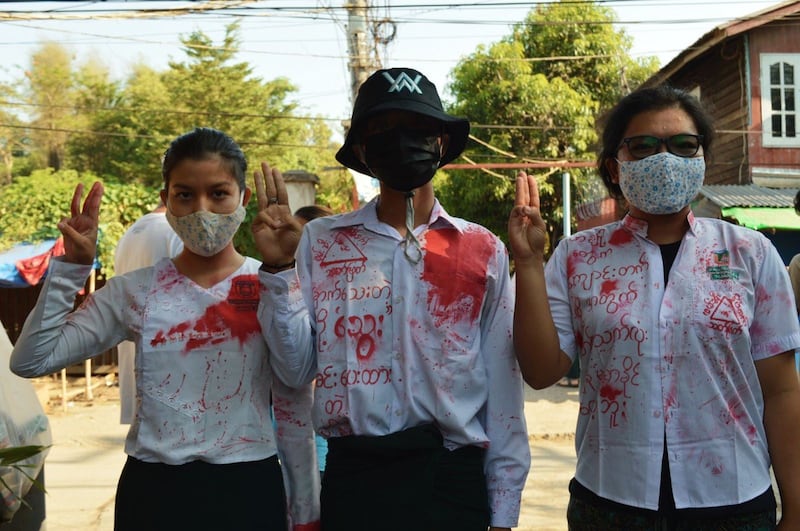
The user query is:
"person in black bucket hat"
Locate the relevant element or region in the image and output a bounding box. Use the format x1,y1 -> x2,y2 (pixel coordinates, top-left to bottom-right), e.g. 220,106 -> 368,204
335,67 -> 470,182
251,66 -> 530,531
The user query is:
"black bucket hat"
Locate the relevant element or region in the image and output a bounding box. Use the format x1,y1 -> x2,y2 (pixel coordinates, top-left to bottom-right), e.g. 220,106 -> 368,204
335,67 -> 470,175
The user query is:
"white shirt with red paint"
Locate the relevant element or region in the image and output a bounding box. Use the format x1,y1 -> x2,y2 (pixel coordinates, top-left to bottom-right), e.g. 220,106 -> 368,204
546,212 -> 800,510
261,199 -> 530,528
10,257 -> 320,526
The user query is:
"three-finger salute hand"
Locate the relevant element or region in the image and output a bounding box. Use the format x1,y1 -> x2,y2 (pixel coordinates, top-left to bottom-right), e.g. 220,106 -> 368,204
58,181 -> 104,265
508,170 -> 548,263
252,161 -> 302,265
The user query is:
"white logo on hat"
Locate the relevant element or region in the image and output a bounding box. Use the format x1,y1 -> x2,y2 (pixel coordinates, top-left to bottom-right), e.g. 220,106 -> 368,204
382,72 -> 423,94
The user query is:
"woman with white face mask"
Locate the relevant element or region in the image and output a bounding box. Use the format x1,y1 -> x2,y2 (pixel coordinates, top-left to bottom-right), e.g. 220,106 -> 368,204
10,128 -> 320,531
509,85 -> 800,530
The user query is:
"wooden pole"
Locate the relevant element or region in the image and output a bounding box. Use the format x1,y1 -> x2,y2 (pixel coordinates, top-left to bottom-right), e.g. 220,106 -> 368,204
61,368 -> 67,412
84,269 -> 95,401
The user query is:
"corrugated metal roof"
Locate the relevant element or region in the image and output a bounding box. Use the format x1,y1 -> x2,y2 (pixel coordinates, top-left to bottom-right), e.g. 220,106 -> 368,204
698,184 -> 798,208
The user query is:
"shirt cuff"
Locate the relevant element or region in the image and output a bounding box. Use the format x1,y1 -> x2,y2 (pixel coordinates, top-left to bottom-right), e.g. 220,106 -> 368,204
488,487 -> 523,528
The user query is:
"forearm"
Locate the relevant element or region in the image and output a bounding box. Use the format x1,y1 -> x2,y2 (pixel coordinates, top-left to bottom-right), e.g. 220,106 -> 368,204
11,259 -> 106,376
259,269 -> 317,387
757,351 -> 800,527
273,380 -> 320,526
513,257 -> 570,388
764,385 -> 800,525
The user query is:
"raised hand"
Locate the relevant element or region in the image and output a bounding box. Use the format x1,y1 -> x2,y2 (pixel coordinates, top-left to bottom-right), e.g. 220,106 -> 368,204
508,171 -> 548,264
58,181 -> 104,265
252,161 -> 303,267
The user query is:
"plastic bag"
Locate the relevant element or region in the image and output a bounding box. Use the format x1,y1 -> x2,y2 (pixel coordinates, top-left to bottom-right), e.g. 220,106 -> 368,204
0,327 -> 51,522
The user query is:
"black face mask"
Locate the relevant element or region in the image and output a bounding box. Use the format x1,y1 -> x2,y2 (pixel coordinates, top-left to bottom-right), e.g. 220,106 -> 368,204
363,126 -> 441,192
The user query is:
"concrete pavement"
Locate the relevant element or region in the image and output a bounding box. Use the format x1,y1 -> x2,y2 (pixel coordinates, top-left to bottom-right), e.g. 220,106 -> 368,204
28,380 -> 580,531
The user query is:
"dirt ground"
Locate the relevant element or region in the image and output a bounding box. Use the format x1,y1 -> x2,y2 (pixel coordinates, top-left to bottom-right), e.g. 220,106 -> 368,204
33,373 -> 578,531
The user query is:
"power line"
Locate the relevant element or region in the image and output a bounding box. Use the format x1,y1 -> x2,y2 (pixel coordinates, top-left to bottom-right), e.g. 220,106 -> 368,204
0,99 -> 346,123
0,122 -> 336,149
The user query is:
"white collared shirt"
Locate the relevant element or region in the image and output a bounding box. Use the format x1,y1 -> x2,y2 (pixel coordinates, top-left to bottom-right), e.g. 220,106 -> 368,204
11,257 -> 319,525
261,198 -> 530,528
546,212 -> 800,509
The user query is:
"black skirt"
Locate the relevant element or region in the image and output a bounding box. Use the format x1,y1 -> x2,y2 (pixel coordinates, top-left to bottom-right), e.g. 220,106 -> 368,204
114,455 -> 287,531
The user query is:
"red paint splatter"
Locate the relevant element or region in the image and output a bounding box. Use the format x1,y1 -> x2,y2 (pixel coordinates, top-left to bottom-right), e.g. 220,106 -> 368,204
609,228 -> 633,246
422,228 -> 493,323
600,279 -> 619,296
755,284 -> 771,306
599,384 -> 622,401
149,275 -> 261,353
566,254 -> 578,276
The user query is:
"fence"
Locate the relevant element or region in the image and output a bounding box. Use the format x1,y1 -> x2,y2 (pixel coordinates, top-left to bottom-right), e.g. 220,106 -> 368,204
0,274 -> 117,370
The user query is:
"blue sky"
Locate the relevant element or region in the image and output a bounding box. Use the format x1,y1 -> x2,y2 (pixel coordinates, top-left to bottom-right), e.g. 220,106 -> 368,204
0,0 -> 779,137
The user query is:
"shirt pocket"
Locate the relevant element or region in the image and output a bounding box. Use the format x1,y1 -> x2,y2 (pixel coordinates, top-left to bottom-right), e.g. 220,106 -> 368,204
411,271 -> 484,355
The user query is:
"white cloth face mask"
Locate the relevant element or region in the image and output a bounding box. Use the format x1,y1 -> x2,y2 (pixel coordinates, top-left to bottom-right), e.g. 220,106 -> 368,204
618,152 -> 705,215
166,200 -> 246,257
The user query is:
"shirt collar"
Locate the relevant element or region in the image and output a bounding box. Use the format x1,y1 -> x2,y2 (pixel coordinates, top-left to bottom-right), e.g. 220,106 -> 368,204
329,196 -> 465,233
619,209 -> 698,239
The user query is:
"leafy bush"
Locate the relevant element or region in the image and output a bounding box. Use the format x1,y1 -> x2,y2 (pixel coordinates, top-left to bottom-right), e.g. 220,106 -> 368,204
0,170 -> 160,277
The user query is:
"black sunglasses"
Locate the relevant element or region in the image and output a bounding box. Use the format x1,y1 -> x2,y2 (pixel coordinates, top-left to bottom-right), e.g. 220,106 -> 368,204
619,134 -> 704,160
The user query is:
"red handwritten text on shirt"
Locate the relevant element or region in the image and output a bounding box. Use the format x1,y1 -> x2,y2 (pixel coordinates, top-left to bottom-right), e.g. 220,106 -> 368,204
333,313 -> 384,361
315,364 -> 392,390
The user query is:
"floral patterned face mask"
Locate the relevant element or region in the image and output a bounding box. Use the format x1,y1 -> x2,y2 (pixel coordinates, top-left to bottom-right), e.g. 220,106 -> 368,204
165,200 -> 246,257
617,152 -> 705,215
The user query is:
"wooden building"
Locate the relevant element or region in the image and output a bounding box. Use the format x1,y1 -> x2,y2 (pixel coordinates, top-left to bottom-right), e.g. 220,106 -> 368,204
612,0 -> 800,264
643,0 -> 800,189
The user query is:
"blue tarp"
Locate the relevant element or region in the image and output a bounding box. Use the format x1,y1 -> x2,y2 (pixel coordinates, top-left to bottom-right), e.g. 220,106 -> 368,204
0,240 -> 60,288
0,240 -> 100,288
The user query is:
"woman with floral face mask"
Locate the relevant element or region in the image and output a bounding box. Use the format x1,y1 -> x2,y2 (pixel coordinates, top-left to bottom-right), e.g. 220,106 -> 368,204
509,85 -> 800,530
10,128 -> 320,531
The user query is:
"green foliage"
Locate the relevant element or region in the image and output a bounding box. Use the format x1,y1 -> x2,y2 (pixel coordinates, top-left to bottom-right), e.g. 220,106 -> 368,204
0,445 -> 49,467
441,0 -> 659,253
25,42 -> 77,171
0,445 -> 49,513
0,23 -> 346,273
8,23 -> 338,193
0,170 -> 159,276
511,1 -> 657,111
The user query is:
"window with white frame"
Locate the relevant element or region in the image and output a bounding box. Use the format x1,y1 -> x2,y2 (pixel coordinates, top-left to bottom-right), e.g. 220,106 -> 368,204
761,53 -> 800,147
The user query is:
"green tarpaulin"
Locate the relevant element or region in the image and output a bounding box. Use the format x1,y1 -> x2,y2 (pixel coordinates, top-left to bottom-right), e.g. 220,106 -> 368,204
721,207 -> 800,231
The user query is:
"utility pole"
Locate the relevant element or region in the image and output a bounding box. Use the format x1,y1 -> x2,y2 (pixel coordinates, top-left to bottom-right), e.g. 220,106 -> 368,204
344,0 -> 377,106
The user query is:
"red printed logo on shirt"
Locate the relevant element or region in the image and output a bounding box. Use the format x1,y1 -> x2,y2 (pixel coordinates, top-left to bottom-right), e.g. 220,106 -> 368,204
229,276 -> 259,311
702,291 -> 744,335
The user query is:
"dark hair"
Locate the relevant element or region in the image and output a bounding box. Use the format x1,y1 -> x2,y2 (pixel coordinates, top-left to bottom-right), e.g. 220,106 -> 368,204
794,189 -> 800,216
294,204 -> 335,223
162,127 -> 247,191
597,85 -> 715,199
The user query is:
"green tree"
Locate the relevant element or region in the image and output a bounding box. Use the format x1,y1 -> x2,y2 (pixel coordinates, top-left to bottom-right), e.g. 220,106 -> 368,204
67,57 -> 125,178
441,0 -> 658,252
512,0 -> 658,111
0,81 -> 27,184
69,62 -> 174,185
162,22 -> 311,171
24,42 -> 78,171
445,39 -> 597,248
